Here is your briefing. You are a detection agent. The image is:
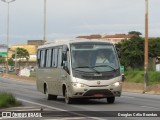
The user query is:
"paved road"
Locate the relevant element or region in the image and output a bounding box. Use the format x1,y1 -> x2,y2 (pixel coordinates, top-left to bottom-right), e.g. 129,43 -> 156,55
0,77 -> 160,120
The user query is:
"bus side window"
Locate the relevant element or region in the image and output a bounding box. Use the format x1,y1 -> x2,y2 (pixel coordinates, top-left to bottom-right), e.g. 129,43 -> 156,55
46,49 -> 52,67
58,48 -> 62,67
37,50 -> 41,67
52,49 -> 55,67
40,50 -> 46,68
52,48 -> 58,67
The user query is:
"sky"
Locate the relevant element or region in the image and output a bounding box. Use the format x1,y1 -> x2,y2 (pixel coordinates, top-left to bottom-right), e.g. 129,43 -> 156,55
0,0 -> 160,45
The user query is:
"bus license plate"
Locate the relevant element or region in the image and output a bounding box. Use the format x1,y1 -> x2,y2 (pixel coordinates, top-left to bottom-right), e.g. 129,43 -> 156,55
94,94 -> 104,97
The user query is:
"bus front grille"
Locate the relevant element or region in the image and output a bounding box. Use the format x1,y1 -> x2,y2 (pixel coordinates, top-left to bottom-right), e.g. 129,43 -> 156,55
82,75 -> 113,80
83,89 -> 113,96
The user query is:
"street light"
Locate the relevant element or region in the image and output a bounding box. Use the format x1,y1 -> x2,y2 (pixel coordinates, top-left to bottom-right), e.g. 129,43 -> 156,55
43,0 -> 46,43
144,0 -> 148,93
1,0 -> 16,73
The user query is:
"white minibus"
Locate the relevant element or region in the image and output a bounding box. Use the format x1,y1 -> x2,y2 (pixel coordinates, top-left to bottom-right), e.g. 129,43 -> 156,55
36,39 -> 122,104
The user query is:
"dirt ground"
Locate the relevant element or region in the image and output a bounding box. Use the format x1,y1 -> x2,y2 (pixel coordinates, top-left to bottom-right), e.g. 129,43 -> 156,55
123,82 -> 160,94
2,74 -> 160,95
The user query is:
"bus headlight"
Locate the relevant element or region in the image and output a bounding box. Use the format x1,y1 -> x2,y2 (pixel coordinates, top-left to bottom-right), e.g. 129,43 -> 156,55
72,83 -> 85,87
113,82 -> 120,86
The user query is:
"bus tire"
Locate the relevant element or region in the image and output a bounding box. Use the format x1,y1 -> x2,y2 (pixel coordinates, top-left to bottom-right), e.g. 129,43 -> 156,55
47,94 -> 53,100
64,89 -> 73,104
107,97 -> 115,104
52,95 -> 57,100
48,94 -> 57,100
45,87 -> 51,100
44,85 -> 57,100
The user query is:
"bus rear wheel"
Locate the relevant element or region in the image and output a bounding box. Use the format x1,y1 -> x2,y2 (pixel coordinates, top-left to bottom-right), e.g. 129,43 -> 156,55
64,89 -> 73,104
107,97 -> 115,104
45,86 -> 57,100
49,95 -> 57,100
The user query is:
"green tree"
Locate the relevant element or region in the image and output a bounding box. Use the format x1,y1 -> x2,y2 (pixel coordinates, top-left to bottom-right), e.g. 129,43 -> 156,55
128,31 -> 142,37
148,38 -> 160,70
0,56 -> 5,65
8,58 -> 14,66
12,48 -> 29,68
116,37 -> 160,70
149,38 -> 160,58
116,37 -> 144,70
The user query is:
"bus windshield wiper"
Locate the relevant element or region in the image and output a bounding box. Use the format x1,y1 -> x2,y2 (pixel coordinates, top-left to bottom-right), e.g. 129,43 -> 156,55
73,66 -> 100,74
93,65 -> 116,71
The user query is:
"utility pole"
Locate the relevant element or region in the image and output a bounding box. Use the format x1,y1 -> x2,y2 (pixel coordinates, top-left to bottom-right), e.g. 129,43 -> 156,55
1,0 -> 16,73
43,0 -> 46,43
144,0 -> 148,93
14,48 -> 17,74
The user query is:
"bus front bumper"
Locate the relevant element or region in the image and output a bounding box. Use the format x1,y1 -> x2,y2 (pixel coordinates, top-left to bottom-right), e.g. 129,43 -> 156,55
68,82 -> 122,98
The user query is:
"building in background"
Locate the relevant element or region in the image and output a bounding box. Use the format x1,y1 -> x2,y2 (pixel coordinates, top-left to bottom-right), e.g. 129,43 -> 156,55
0,44 -> 7,57
76,34 -> 137,44
10,44 -> 37,62
0,44 -> 15,69
102,34 -> 137,44
76,34 -> 102,39
7,40 -> 45,67
27,40 -> 45,49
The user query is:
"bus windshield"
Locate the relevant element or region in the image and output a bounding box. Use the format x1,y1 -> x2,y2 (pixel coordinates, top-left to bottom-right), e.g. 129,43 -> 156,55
71,42 -> 119,73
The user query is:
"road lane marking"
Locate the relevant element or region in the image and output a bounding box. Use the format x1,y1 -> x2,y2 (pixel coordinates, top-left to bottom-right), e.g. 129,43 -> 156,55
17,98 -> 106,120
7,109 -> 47,111
121,96 -> 135,99
17,98 -> 66,111
140,106 -> 160,110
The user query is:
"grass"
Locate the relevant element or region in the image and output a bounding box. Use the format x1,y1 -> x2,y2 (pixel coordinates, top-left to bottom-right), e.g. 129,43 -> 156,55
0,92 -> 21,108
125,70 -> 160,85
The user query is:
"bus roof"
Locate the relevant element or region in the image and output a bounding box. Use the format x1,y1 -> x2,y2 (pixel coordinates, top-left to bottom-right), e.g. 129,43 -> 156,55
38,38 -> 112,49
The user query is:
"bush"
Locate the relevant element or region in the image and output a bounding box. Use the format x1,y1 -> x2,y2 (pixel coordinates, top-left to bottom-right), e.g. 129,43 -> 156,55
125,70 -> 160,85
148,71 -> 160,85
0,92 -> 21,108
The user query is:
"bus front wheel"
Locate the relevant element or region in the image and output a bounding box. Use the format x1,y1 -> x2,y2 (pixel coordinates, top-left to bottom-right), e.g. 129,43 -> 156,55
64,89 -> 73,104
107,97 -> 115,104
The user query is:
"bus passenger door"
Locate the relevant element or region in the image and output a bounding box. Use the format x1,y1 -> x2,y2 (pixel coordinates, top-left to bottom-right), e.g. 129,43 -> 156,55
58,46 -> 70,96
